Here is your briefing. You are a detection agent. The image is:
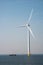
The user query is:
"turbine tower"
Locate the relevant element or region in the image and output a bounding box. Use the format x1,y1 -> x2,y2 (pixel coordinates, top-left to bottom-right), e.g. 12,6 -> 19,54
17,9 -> 35,56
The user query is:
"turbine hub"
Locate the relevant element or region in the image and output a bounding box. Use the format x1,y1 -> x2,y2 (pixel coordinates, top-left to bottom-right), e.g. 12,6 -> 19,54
26,24 -> 30,26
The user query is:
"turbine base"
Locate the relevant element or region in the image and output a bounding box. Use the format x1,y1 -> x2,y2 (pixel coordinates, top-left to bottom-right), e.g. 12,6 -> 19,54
28,53 -> 31,56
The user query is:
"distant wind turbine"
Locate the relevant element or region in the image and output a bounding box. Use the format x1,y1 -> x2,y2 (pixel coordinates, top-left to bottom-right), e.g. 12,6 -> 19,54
17,8 -> 35,56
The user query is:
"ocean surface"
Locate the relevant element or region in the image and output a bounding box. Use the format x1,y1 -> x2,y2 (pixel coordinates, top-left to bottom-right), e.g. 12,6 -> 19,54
0,54 -> 43,65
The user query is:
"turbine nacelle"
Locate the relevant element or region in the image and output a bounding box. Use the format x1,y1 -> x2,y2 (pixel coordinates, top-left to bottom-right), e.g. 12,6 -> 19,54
25,24 -> 30,27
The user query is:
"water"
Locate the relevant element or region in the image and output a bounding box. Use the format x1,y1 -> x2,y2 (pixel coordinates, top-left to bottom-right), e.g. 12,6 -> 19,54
0,55 -> 43,65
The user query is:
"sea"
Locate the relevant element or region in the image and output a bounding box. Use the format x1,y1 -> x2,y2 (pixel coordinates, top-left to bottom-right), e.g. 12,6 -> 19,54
0,54 -> 43,65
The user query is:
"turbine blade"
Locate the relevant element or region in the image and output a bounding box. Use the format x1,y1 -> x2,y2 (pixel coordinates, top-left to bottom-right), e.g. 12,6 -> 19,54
28,8 -> 33,22
27,26 -> 35,38
16,25 -> 26,28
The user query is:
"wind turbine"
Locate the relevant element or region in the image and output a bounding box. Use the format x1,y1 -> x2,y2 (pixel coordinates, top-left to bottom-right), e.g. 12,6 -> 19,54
17,9 -> 35,56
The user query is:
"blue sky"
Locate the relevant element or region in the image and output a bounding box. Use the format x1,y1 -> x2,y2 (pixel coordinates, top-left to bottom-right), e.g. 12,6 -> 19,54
0,0 -> 43,54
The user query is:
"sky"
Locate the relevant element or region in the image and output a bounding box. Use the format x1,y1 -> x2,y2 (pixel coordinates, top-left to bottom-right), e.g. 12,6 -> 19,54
0,0 -> 43,54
